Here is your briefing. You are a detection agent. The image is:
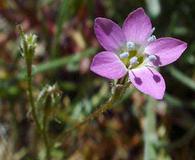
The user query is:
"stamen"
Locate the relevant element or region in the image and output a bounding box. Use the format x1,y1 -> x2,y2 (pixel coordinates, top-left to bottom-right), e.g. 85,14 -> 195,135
119,52 -> 129,58
151,27 -> 155,34
130,56 -> 138,65
148,55 -> 157,61
126,41 -> 135,51
147,35 -> 156,43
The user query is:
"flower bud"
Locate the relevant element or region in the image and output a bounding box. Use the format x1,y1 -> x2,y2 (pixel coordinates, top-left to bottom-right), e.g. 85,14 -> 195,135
19,26 -> 37,63
37,84 -> 62,109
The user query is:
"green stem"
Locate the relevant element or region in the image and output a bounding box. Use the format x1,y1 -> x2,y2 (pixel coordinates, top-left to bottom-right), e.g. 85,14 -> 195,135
43,109 -> 51,160
27,61 -> 51,160
8,102 -> 19,147
143,98 -> 158,160
28,61 -> 53,160
27,65 -> 41,132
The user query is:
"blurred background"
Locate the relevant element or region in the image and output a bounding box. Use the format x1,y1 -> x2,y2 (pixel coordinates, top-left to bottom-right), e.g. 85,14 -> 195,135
0,0 -> 195,159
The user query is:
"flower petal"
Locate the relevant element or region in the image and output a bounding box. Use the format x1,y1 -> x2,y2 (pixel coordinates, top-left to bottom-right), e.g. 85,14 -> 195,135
145,37 -> 187,66
129,67 -> 165,99
122,8 -> 152,45
94,18 -> 126,53
90,51 -> 127,80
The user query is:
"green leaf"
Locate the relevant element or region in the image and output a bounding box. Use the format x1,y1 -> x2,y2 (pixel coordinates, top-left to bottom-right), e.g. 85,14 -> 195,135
51,0 -> 71,57
18,48 -> 97,80
168,67 -> 195,91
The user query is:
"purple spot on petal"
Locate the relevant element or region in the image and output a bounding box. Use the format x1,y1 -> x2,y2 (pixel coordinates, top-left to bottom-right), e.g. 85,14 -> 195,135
153,74 -> 161,83
147,67 -> 161,83
131,70 -> 143,85
134,77 -> 142,85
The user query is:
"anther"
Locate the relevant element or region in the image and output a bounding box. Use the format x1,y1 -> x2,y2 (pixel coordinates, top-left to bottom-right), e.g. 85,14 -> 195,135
119,52 -> 129,58
130,56 -> 138,65
126,41 -> 135,51
151,27 -> 155,34
147,35 -> 156,43
148,55 -> 157,61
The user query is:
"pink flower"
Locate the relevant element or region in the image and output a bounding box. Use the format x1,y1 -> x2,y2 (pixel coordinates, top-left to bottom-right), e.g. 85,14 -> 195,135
90,8 -> 187,100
